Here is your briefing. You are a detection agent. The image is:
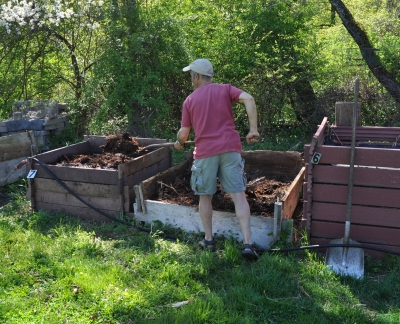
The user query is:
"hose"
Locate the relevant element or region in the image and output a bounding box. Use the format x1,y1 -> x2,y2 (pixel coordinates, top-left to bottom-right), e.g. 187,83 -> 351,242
257,243 -> 400,256
30,157 -> 400,257
30,157 -> 179,240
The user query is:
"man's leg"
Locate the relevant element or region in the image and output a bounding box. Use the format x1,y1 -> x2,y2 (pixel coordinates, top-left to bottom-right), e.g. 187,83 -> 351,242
229,191 -> 252,245
199,194 -> 213,241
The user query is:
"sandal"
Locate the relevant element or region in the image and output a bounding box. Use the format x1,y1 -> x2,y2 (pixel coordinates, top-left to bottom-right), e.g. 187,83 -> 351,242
242,244 -> 259,261
198,238 -> 216,252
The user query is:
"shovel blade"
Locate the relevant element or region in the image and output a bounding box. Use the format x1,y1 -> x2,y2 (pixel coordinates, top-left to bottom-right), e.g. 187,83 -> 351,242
325,238 -> 364,279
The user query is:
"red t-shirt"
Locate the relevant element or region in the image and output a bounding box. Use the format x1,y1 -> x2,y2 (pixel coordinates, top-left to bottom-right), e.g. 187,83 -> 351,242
181,83 -> 243,159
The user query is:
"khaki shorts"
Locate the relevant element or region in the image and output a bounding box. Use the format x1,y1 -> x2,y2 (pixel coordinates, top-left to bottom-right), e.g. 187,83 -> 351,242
190,152 -> 247,195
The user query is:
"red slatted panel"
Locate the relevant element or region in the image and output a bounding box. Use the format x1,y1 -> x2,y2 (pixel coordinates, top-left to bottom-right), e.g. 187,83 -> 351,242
311,237 -> 400,260
311,221 -> 400,246
313,183 -> 400,208
312,164 -> 400,188
311,202 -> 400,228
305,123 -> 400,259
305,145 -> 400,168
331,126 -> 400,143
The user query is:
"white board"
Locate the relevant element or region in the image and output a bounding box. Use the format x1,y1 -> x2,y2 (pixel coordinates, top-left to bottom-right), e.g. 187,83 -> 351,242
134,200 -> 292,249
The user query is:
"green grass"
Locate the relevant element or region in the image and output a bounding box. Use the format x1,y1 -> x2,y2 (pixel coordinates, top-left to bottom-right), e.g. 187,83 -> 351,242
0,184 -> 399,323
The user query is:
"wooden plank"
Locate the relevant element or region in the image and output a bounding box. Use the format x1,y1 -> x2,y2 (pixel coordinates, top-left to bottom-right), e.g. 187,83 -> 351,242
35,164 -> 117,185
311,237 -> 400,260
0,132 -> 32,161
33,141 -> 90,164
281,167 -> 305,219
121,147 -> 170,176
303,181 -> 308,200
123,186 -> 131,212
308,117 -> 328,157
137,138 -> 168,146
134,200 -> 292,249
309,145 -> 400,168
35,201 -> 119,222
313,164 -> 400,188
335,102 -> 361,126
311,220 -> 400,246
332,126 -> 400,142
125,156 -> 171,191
311,202 -> 400,228
33,178 -> 119,198
141,160 -> 191,199
28,130 -> 38,155
242,150 -> 304,178
313,183 -> 400,208
302,200 -> 309,233
35,190 -> 121,211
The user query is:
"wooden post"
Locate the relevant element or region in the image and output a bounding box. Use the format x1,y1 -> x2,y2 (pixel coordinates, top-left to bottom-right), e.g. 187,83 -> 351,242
273,202 -> 282,242
28,130 -> 38,155
335,102 -> 361,126
117,165 -> 125,214
133,184 -> 146,214
133,185 -> 142,213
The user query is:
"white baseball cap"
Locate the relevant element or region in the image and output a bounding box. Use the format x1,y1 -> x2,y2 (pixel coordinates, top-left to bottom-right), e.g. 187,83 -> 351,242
182,59 -> 214,77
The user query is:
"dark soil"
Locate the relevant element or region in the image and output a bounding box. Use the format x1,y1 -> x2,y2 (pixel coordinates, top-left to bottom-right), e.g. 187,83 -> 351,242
55,133 -> 148,169
153,168 -> 292,217
153,168 -> 305,244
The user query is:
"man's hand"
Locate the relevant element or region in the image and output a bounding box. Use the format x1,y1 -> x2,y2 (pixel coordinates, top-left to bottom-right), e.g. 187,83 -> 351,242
174,140 -> 185,150
246,131 -> 260,144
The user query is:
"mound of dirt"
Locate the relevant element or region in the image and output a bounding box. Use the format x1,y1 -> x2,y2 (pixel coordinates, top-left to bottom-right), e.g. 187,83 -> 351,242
55,133 -> 146,169
100,133 -> 140,155
154,168 -> 291,217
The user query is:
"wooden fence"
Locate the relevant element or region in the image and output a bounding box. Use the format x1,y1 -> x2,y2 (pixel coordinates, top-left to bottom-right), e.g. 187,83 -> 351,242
304,117 -> 400,259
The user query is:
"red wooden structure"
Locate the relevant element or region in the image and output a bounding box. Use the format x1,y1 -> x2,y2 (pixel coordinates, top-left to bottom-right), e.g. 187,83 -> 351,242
304,117 -> 400,259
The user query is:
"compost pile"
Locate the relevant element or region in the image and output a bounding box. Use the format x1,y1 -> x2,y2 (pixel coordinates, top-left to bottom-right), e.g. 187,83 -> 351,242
55,133 -> 146,169
154,168 -> 292,217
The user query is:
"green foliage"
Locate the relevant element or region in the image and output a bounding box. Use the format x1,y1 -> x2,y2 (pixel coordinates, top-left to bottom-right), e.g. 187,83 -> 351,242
0,0 -> 399,137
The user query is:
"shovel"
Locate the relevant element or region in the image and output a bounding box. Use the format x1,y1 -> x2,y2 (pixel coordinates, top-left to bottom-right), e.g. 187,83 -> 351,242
140,137 -> 254,151
325,78 -> 364,279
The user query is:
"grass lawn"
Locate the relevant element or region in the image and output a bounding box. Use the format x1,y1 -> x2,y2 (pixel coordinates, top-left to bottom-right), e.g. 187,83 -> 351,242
0,181 -> 400,324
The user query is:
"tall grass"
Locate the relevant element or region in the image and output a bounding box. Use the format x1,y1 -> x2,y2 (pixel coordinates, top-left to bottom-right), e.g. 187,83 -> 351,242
0,184 -> 399,323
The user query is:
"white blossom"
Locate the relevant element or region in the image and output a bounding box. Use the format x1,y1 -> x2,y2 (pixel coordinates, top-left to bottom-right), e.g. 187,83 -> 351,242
0,0 -> 105,34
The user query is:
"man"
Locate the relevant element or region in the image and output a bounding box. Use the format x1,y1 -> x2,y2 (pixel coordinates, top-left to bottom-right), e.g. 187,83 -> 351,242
174,58 -> 260,260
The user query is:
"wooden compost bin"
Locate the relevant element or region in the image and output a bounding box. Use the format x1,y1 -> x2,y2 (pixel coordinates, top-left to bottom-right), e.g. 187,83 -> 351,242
28,136 -> 171,221
131,150 -> 305,248
304,117 -> 400,259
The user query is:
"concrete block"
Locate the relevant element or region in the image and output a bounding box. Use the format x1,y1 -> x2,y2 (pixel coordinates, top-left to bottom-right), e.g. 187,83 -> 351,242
5,119 -> 44,132
34,130 -> 50,136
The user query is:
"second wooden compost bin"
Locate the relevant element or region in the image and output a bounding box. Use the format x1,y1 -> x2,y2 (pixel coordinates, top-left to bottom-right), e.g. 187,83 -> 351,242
304,117 -> 400,259
28,135 -> 171,221
131,150 -> 305,248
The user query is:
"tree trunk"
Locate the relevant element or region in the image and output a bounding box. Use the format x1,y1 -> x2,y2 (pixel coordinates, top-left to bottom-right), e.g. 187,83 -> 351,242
329,0 -> 400,105
291,79 -> 317,125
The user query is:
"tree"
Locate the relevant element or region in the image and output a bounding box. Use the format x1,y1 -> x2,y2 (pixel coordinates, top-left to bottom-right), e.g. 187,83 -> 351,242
0,0 -> 108,129
329,0 -> 400,105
